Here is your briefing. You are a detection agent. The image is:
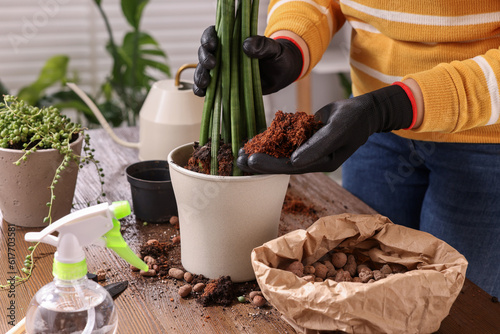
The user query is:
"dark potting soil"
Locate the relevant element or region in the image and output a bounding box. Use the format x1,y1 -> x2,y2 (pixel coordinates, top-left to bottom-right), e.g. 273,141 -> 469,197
185,140 -> 234,176
197,276 -> 235,307
243,110 -> 323,158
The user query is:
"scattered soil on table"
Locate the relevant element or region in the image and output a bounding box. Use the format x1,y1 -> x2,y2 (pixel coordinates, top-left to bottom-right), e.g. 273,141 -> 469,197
278,184 -> 321,235
282,193 -> 318,219
243,110 -> 323,158
129,219 -> 261,307
139,241 -> 175,277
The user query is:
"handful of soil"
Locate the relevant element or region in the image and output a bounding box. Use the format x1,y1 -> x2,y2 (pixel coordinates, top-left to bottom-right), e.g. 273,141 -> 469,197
243,110 -> 323,158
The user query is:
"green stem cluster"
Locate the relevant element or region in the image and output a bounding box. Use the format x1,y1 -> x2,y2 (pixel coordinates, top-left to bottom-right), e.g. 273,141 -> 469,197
200,0 -> 266,175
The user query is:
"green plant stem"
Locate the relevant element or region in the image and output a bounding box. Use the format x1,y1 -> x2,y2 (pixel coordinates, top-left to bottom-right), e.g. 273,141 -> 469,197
94,2 -> 127,100
211,77 -> 223,175
241,0 -> 256,139
200,2 -> 223,146
231,1 -> 242,176
0,243 -> 39,289
250,0 -> 266,132
220,0 -> 235,143
129,26 -> 141,126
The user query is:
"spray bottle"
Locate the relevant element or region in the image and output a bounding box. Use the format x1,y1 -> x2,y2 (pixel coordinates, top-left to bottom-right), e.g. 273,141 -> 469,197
23,201 -> 148,334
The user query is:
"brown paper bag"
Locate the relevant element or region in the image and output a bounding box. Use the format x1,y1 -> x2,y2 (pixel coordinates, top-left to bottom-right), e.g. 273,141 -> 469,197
251,214 -> 468,334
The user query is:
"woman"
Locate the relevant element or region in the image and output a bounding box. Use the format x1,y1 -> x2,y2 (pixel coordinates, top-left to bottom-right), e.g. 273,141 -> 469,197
194,0 -> 500,297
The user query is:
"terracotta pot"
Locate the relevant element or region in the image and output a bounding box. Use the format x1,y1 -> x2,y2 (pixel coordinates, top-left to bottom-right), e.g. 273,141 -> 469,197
0,134 -> 83,227
168,143 -> 290,282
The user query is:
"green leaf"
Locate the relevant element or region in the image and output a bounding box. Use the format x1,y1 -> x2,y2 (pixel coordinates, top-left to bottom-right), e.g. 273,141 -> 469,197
17,55 -> 69,105
121,0 -> 149,30
141,58 -> 171,76
117,32 -> 170,85
141,49 -> 166,57
136,32 -> 160,47
137,32 -> 168,59
101,81 -> 114,101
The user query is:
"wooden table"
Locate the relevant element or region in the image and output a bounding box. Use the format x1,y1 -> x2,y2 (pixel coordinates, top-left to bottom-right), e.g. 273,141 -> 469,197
1,127 -> 499,334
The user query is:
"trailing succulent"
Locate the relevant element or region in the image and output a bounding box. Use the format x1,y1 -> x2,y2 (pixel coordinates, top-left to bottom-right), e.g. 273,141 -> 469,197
0,95 -> 105,287
0,95 -> 82,152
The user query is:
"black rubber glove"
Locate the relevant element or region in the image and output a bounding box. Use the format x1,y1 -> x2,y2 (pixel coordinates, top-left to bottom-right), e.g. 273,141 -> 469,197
242,36 -> 303,94
237,84 -> 415,174
193,26 -> 218,97
193,26 -> 303,96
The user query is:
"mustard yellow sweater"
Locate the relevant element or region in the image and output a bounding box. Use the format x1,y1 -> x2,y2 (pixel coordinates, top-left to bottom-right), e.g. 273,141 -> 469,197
265,0 -> 500,143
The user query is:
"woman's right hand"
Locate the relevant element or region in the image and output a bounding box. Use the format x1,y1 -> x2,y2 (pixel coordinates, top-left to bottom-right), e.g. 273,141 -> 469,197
193,26 -> 304,96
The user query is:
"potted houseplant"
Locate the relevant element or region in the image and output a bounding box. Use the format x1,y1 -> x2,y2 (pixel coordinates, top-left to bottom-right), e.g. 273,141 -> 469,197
0,95 -> 102,228
167,0 -> 290,282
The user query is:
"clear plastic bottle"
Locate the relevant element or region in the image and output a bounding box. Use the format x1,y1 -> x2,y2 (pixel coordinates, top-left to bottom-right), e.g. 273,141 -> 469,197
25,277 -> 117,334
23,201 -> 148,334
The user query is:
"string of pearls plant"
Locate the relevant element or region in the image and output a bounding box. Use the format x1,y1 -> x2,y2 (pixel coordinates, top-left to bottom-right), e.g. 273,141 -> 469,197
0,95 -> 106,288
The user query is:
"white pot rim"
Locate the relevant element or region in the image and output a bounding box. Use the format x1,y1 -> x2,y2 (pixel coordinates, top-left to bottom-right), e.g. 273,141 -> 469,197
168,142 -> 289,182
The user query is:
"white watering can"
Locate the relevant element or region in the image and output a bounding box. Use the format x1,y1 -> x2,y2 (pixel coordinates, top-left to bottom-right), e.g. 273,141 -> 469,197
67,64 -> 204,161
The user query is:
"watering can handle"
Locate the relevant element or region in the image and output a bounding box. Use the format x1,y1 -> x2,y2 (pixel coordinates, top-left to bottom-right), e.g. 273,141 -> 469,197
66,83 -> 140,149
175,64 -> 197,87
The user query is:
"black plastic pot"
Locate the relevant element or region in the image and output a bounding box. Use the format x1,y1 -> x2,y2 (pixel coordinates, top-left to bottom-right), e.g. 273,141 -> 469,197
125,160 -> 177,223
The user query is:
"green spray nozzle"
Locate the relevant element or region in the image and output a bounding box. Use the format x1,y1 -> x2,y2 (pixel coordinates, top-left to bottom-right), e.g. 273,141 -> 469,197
104,201 -> 148,272
25,200 -> 148,280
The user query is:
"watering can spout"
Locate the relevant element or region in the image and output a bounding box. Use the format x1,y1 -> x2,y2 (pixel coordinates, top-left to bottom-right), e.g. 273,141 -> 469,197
66,82 -> 140,149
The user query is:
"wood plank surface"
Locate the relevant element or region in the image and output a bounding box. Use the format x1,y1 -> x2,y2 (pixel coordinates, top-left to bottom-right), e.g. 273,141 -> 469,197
1,127 -> 499,334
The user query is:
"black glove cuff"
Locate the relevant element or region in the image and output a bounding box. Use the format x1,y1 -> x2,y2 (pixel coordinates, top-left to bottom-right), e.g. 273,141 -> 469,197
261,38 -> 303,95
392,81 -> 417,129
274,38 -> 304,82
368,84 -> 414,132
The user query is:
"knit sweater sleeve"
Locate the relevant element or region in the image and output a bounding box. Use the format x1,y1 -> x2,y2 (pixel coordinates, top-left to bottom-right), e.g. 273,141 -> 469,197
264,0 -> 345,76
405,48 -> 500,133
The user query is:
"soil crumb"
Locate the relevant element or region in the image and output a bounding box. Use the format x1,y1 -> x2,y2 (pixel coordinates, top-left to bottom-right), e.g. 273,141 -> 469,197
243,110 -> 323,158
197,276 -> 235,307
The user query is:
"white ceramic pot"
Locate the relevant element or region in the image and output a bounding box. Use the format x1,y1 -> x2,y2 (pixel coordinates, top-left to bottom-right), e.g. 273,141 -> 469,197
0,134 -> 83,227
168,143 -> 290,282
